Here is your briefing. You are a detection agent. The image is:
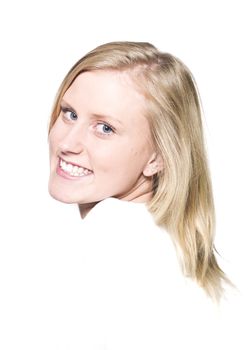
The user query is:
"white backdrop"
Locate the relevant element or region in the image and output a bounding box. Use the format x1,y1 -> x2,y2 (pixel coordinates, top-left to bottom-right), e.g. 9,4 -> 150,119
0,0 -> 251,348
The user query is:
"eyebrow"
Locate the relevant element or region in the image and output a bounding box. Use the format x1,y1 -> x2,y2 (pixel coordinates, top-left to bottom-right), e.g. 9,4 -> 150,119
60,100 -> 77,114
60,99 -> 123,126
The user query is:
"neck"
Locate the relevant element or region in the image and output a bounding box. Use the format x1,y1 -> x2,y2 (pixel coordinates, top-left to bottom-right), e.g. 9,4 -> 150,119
78,202 -> 97,219
78,178 -> 153,219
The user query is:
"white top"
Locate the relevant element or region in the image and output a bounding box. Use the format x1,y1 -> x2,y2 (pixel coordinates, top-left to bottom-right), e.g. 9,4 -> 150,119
51,197 -> 244,349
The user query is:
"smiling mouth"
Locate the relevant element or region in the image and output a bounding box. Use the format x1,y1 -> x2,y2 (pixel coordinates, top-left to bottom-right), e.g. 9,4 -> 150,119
58,158 -> 93,177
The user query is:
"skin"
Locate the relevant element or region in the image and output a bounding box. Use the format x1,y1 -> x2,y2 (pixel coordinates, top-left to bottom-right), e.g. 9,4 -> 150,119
48,70 -> 162,218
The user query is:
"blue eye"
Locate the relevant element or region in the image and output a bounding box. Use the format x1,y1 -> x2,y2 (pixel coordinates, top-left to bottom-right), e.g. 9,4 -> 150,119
61,107 -> 78,121
96,123 -> 114,135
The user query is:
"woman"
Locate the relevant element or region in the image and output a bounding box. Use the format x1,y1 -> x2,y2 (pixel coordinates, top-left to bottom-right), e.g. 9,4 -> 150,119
48,41 -> 231,348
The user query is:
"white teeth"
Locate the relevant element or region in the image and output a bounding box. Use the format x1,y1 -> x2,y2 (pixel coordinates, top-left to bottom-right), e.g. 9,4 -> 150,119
67,164 -> 73,172
59,159 -> 91,177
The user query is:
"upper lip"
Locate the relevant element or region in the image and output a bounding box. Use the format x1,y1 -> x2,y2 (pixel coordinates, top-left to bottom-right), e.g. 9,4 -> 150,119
59,157 -> 91,170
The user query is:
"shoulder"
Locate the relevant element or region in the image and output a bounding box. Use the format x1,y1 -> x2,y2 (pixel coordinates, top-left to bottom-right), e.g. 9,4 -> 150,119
80,199 -> 220,348
83,197 -> 152,224
81,198 -> 189,301
83,197 -> 168,239
82,197 -> 179,266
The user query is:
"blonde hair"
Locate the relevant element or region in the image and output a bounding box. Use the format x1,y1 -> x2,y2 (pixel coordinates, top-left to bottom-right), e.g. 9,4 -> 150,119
48,41 -> 231,302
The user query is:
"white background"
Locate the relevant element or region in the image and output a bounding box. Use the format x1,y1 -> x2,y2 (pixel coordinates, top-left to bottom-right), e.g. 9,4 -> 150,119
0,0 -> 251,348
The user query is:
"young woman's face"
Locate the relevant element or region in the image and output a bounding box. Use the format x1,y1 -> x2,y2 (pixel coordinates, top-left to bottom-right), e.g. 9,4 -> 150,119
48,70 -> 158,207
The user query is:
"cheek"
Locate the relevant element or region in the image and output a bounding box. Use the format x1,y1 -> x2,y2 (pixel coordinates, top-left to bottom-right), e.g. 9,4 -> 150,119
48,131 -> 56,152
48,127 -> 61,156
49,118 -> 64,149
127,149 -> 146,171
93,144 -> 146,175
90,143 -> 128,171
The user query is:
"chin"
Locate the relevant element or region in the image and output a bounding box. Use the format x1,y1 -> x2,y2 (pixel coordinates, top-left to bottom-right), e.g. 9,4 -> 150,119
48,184 -> 77,204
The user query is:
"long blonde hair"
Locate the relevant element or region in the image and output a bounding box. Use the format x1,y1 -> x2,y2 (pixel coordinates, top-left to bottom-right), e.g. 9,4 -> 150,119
48,41 -> 231,302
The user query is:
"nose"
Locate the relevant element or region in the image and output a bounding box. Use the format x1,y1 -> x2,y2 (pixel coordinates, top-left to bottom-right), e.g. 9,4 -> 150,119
58,124 -> 86,155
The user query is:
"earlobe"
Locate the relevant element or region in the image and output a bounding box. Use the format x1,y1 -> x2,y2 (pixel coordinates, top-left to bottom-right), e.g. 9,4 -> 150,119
143,153 -> 163,177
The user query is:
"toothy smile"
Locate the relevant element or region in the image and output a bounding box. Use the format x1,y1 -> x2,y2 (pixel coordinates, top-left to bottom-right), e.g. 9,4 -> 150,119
59,158 -> 93,177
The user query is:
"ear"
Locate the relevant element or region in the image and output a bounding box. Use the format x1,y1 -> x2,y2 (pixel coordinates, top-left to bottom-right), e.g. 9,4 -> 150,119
143,152 -> 164,177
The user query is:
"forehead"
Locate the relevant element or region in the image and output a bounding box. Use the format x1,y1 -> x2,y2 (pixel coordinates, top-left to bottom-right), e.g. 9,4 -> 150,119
63,70 -> 147,123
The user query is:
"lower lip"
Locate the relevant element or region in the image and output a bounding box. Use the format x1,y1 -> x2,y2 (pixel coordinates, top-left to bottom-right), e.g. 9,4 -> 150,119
56,161 -> 92,180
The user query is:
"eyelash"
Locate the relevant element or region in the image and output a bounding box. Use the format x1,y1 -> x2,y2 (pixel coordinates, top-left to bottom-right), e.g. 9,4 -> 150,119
60,106 -> 115,136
